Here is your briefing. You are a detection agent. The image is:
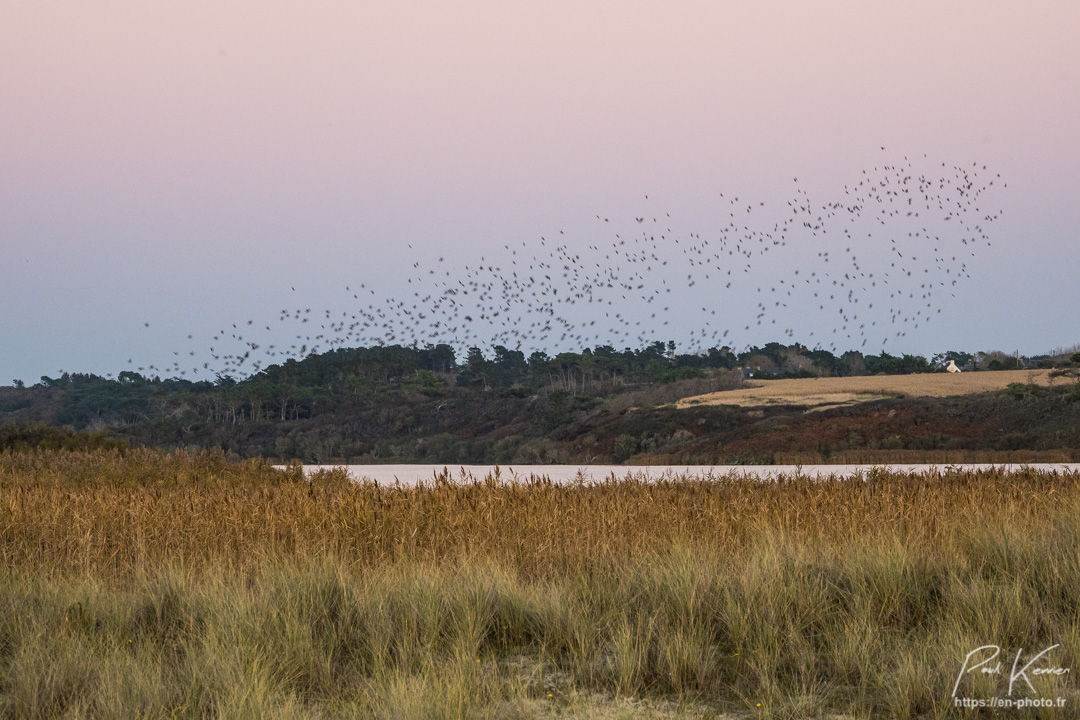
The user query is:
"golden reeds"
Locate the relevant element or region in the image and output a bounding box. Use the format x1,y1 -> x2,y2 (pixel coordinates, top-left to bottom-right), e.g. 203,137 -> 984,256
2,448 -> 1080,717
2,449 -> 1076,578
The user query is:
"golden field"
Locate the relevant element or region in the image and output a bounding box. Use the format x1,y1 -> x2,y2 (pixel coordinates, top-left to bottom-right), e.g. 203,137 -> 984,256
2,448 -> 1080,717
677,368 -> 1057,410
0,447 -> 1070,576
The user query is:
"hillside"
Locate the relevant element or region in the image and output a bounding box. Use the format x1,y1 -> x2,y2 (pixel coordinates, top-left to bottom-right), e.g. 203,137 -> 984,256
2,343 -> 1079,464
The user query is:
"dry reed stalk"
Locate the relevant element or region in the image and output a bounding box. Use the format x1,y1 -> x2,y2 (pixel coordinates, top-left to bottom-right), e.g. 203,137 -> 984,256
3,449 -> 1080,717
2,449 -> 1077,579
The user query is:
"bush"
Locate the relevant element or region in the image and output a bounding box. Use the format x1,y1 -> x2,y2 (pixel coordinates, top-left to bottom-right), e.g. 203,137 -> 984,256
979,351 -> 1020,371
612,434 -> 639,463
994,432 -> 1035,451
0,423 -> 127,453
865,353 -> 932,375
1002,383 -> 1045,400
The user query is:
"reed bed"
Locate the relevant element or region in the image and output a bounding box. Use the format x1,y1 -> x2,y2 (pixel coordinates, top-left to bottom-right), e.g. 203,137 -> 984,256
2,449 -> 1080,717
2,448 -> 1075,577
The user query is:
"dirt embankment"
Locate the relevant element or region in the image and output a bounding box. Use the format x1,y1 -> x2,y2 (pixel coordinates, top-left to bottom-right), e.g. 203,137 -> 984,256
678,369 -> 1057,411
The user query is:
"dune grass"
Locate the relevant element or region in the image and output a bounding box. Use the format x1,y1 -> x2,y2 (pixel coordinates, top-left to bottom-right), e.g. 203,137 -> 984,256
1,449 -> 1079,717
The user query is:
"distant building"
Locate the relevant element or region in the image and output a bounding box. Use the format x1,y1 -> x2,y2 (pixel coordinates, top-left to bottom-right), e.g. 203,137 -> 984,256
946,359 -> 961,373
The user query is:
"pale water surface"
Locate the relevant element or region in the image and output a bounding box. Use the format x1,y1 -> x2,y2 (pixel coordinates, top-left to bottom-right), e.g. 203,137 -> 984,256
281,463 -> 1080,486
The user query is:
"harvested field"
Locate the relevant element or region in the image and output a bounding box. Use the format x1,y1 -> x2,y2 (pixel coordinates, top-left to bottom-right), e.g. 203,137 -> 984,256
676,368 -> 1056,410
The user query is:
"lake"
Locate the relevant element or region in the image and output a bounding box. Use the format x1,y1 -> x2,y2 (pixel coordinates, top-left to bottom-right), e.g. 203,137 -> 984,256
281,463 -> 1080,486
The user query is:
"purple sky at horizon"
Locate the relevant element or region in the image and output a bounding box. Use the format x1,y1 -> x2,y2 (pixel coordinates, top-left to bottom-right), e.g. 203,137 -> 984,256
2,2 -> 1078,383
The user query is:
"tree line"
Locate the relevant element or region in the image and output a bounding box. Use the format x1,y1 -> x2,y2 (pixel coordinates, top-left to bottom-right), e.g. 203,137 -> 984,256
1,341 -> 1075,463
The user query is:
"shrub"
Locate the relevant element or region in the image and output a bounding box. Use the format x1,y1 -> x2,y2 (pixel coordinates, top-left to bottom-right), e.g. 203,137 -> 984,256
0,422 -> 127,453
1002,382 -> 1045,400
881,435 -> 904,450
612,434 -> 639,462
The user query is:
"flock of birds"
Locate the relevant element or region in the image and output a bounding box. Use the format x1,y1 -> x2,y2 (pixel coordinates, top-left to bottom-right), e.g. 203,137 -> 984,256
121,152 -> 1005,380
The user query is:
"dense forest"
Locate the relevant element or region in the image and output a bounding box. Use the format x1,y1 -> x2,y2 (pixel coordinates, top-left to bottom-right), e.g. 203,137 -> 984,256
2,341 -> 1078,464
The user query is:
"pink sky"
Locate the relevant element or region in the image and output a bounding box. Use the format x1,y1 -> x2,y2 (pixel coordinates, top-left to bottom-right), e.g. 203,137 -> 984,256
2,2 -> 1078,380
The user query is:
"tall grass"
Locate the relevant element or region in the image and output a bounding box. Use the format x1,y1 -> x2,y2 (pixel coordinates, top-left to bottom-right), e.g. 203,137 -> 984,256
3,448 -> 1074,577
2,448 -> 1080,717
